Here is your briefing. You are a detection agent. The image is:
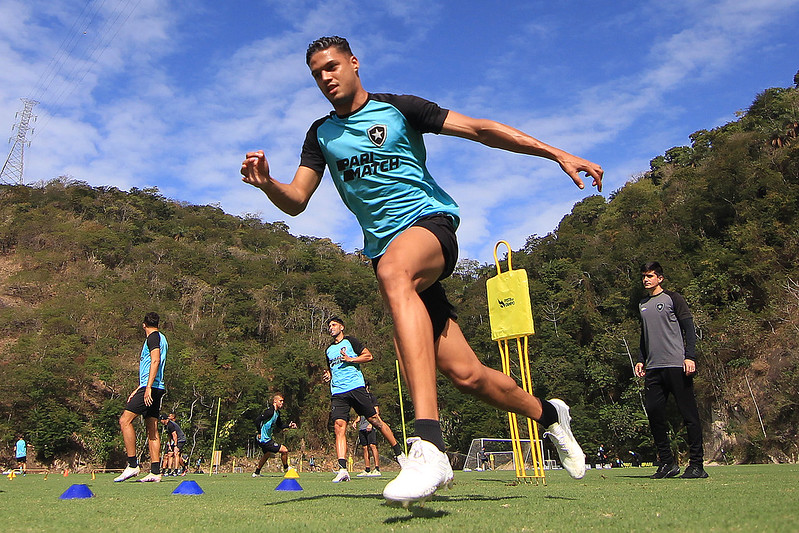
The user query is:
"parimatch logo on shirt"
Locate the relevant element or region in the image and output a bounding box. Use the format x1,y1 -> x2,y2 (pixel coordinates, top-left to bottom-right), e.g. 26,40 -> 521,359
336,151 -> 401,181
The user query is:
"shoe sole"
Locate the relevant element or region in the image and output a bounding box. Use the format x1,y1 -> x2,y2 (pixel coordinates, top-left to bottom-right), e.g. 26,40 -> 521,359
384,478 -> 454,508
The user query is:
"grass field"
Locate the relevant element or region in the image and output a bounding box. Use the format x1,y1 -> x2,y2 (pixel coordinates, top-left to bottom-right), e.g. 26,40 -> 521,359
1,464 -> 797,532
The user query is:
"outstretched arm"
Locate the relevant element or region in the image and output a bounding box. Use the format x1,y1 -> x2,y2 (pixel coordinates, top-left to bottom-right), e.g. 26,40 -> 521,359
440,111 -> 603,192
240,150 -> 323,215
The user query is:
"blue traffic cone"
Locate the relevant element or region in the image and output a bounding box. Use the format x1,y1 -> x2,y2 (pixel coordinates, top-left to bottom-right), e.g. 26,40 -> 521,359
275,478 -> 302,491
59,484 -> 95,499
172,480 -> 204,495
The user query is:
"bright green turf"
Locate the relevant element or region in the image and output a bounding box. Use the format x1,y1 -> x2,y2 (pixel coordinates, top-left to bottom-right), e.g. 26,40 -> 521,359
1,464 -> 797,532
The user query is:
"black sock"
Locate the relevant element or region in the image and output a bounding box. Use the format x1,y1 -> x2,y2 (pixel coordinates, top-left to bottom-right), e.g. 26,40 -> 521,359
365,467 -> 370,472
127,456 -> 138,468
282,463 -> 288,470
254,468 -> 261,474
414,419 -> 446,452
539,400 -> 559,428
151,461 -> 161,475
391,442 -> 403,456
338,458 -> 347,470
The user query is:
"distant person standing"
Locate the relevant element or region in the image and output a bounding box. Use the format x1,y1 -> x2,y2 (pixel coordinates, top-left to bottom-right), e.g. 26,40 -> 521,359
115,312 -> 168,482
252,393 -> 297,476
160,414 -> 187,476
14,435 -> 27,475
636,262 -> 707,479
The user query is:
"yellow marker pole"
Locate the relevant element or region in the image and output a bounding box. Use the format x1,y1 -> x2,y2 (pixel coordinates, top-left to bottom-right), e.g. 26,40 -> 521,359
395,360 -> 408,455
209,397 -> 222,477
487,240 -> 546,485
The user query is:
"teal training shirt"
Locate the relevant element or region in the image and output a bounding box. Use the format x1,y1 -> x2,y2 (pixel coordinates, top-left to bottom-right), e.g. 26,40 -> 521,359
259,410 -> 279,443
326,336 -> 367,394
139,331 -> 168,389
15,439 -> 26,458
301,93 -> 460,258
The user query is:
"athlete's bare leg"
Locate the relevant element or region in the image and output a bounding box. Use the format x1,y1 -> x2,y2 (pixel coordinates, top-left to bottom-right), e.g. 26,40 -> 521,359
144,417 -> 160,464
334,418 -> 348,461
366,414 -> 399,446
435,318 -> 544,420
119,410 -> 138,457
374,227 -> 445,421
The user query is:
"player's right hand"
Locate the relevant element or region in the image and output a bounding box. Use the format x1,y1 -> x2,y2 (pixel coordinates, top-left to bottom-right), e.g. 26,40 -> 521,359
241,150 -> 271,188
634,362 -> 646,377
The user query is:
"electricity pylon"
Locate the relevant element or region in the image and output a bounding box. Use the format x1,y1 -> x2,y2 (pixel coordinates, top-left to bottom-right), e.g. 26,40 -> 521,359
1,98 -> 38,185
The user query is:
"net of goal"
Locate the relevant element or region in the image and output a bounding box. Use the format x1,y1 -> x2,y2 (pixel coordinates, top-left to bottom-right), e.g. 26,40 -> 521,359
463,438 -> 557,471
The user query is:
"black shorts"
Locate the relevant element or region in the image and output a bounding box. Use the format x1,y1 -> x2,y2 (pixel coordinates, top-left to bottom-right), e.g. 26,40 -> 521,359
359,429 -> 378,447
124,387 -> 165,419
330,386 -> 377,423
259,439 -> 282,454
16,456 -> 26,464
372,213 -> 459,340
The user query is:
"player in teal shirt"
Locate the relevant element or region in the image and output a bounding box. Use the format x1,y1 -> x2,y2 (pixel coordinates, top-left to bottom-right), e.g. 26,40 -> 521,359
14,435 -> 27,475
323,317 -> 404,483
115,312 -> 168,483
242,36 -> 603,504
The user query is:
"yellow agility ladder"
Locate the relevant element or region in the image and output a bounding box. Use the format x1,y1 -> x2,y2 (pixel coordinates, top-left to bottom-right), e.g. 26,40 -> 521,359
486,240 -> 546,484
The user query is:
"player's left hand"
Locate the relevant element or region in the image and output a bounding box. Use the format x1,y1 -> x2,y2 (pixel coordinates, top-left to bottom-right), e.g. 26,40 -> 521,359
558,154 -> 604,192
289,422 -> 298,429
684,359 -> 696,376
144,386 -> 153,406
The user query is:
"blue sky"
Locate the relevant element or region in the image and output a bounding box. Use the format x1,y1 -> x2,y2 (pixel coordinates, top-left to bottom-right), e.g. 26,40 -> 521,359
1,0 -> 797,262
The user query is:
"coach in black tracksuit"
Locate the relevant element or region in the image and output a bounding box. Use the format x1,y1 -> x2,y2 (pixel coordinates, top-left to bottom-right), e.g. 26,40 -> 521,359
635,261 -> 707,479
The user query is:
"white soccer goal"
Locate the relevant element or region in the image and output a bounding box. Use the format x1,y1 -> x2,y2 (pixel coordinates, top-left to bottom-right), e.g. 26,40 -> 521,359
463,438 -> 555,471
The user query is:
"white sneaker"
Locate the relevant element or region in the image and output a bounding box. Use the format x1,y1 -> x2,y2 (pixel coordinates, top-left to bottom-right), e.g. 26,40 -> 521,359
383,437 -> 453,506
332,468 -> 350,483
543,399 -> 586,479
139,472 -> 162,482
368,469 -> 382,477
113,466 -> 140,482
251,472 -> 262,477
356,470 -> 370,477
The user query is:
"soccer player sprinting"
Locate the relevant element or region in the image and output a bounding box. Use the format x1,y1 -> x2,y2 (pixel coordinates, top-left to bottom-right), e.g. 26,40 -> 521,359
252,393 -> 297,476
324,317 -> 404,483
115,312 -> 168,482
241,36 -> 602,504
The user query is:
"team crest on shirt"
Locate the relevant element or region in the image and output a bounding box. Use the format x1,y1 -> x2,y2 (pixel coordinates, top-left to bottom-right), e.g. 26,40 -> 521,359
367,124 -> 387,147
657,303 -> 664,311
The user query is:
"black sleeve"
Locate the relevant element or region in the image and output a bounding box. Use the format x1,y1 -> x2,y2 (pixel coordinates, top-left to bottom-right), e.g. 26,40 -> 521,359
254,410 -> 269,431
371,93 -> 449,134
678,316 -> 697,360
346,336 -> 366,356
668,291 -> 697,360
637,298 -> 647,364
300,116 -> 331,173
146,332 -> 161,351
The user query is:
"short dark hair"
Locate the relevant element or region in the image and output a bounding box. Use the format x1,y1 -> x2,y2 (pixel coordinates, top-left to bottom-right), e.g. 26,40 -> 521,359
159,414 -> 169,420
327,316 -> 344,327
143,312 -> 160,328
306,36 -> 353,65
640,261 -> 664,277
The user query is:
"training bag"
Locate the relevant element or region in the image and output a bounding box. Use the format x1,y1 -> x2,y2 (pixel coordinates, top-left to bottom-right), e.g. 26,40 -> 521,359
486,240 -> 535,340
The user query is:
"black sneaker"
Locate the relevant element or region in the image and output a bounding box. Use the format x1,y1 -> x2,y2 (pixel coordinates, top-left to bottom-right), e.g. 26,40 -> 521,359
680,465 -> 708,478
650,462 -> 680,479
